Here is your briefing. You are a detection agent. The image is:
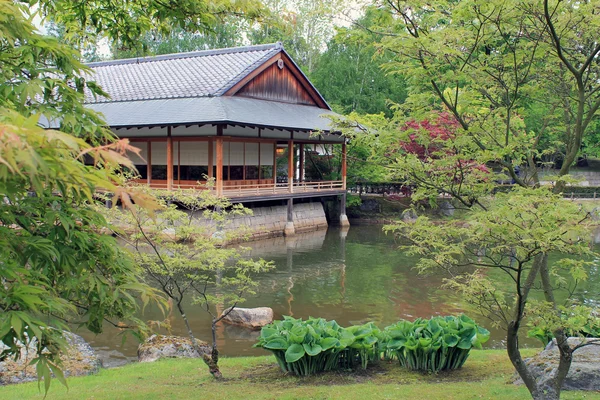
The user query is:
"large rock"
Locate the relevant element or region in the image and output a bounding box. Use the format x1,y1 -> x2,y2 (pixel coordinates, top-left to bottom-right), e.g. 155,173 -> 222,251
220,307 -> 273,330
514,337 -> 600,391
438,200 -> 455,217
358,199 -> 381,213
0,332 -> 100,385
402,209 -> 418,222
137,335 -> 210,363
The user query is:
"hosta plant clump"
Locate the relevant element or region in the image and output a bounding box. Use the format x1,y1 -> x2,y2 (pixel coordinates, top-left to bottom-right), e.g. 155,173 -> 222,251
383,315 -> 490,373
254,317 -> 380,376
341,322 -> 383,370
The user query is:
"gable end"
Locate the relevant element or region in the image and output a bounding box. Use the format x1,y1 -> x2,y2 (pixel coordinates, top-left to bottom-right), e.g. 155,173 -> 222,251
224,52 -> 329,109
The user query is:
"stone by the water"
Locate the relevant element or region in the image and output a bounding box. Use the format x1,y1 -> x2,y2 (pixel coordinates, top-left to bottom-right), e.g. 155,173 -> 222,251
220,307 -> 274,330
0,332 -> 100,385
137,334 -> 210,363
402,209 -> 418,222
438,200 -> 455,217
358,199 -> 381,213
514,337 -> 600,391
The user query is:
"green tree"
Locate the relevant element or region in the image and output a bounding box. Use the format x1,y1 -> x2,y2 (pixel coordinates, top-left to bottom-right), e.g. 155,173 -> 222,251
30,0 -> 263,53
340,1 -> 600,398
112,23 -> 245,59
311,8 -> 407,117
249,0 -> 344,73
103,185 -> 273,379
1,0 -> 265,391
0,110 -> 161,391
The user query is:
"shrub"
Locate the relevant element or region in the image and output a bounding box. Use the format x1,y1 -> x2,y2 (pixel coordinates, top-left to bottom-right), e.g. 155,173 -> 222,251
255,317 -> 384,375
341,322 -> 383,370
346,194 -> 363,208
254,316 -> 353,376
382,315 -> 490,373
256,315 -> 488,376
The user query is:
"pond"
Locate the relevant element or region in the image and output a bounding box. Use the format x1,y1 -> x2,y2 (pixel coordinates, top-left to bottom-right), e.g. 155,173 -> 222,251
77,225 -> 600,366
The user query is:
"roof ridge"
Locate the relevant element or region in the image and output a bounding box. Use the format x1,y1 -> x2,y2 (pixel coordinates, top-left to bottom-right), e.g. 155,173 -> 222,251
87,42 -> 281,68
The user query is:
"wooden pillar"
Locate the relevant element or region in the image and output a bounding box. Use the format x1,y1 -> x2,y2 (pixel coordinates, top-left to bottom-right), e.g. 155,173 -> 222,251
299,143 -> 304,182
216,126 -> 224,196
288,140 -> 294,193
273,144 -> 277,185
258,142 -> 261,181
208,138 -> 214,179
342,142 -> 347,190
147,141 -> 152,186
167,127 -> 173,190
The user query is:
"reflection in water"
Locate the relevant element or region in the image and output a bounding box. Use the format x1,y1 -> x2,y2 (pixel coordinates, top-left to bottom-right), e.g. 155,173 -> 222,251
77,225 -> 600,365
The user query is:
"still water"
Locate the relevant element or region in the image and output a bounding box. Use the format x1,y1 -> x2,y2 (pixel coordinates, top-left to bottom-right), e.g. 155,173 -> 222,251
77,225 -> 600,366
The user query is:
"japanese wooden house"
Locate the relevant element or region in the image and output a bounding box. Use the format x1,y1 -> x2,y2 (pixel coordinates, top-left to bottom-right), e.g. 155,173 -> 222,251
82,42 -> 349,230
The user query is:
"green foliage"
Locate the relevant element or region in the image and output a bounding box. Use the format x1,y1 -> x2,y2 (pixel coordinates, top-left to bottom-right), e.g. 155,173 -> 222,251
249,0 -> 344,74
382,315 -> 490,373
255,316 -> 349,375
0,1 -> 111,142
346,194 -> 362,208
0,111 -> 161,392
257,315 -> 488,376
527,303 -> 600,347
30,0 -> 264,53
343,322 -> 383,370
255,317 -> 381,376
105,182 -> 274,312
104,183 -> 273,378
386,187 -> 597,325
311,7 -> 407,117
112,23 -> 244,59
304,146 -> 341,181
2,0 -> 264,391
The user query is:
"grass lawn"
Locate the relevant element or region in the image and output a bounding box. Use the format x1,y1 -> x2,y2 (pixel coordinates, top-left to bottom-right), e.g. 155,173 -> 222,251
1,349 -> 598,400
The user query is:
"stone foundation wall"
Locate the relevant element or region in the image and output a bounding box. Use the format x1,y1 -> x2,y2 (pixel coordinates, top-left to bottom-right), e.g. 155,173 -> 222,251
226,202 -> 328,241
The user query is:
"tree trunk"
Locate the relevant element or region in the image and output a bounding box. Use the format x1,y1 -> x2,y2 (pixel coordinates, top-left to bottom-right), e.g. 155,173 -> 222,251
202,319 -> 223,379
176,301 -> 222,379
538,255 -> 573,398
507,320 -> 542,397
506,254 -> 553,399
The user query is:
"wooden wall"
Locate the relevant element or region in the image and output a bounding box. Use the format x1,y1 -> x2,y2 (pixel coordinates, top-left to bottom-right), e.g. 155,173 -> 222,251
235,63 -> 317,106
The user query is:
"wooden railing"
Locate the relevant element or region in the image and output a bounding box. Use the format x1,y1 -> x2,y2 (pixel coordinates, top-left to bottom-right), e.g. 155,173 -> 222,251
138,179 -> 344,197
222,182 -> 289,197
293,180 -> 344,192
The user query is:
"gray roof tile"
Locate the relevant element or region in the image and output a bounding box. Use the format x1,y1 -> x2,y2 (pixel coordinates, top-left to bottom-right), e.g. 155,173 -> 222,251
85,43 -> 281,103
42,97 -> 340,133
89,97 -> 337,132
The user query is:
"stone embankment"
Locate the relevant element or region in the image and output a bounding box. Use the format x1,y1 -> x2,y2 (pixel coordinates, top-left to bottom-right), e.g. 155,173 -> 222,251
225,202 -> 327,240
0,332 -> 100,385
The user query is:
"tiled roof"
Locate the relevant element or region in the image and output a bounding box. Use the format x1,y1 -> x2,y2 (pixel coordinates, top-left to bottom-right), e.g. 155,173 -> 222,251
43,97 -> 340,134
84,43 -> 282,104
